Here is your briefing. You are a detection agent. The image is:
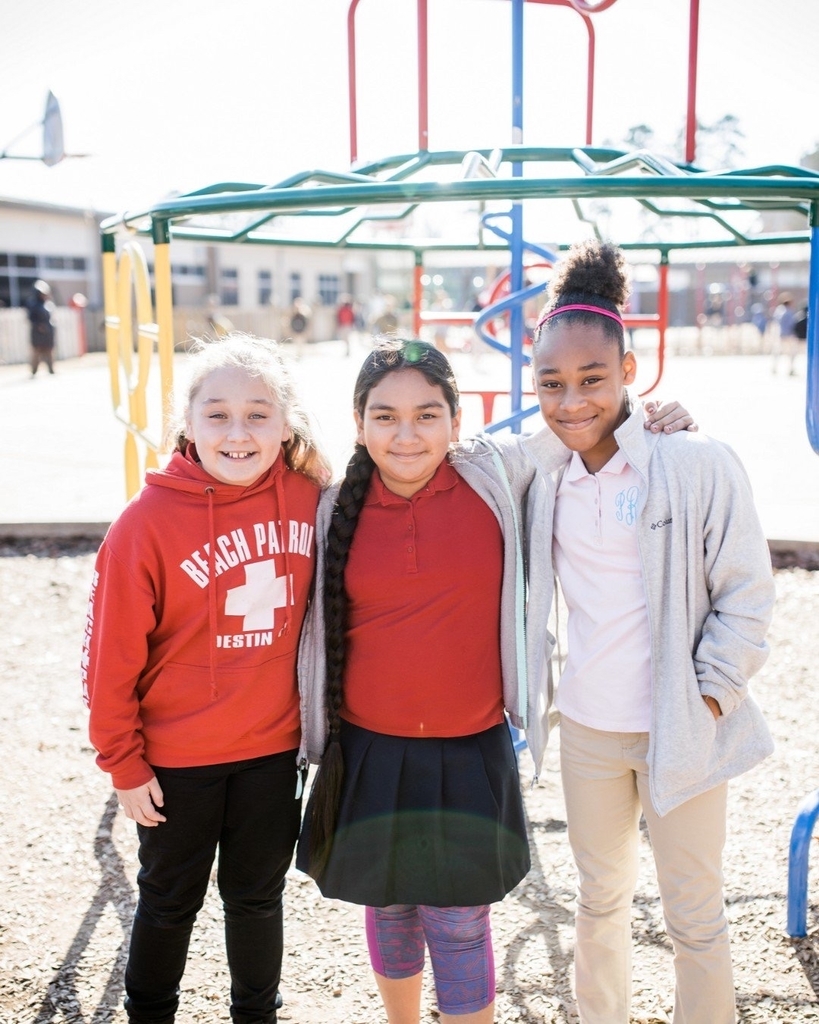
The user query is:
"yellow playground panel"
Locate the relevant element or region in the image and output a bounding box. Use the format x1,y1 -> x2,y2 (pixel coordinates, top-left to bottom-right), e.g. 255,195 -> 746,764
101,230 -> 174,498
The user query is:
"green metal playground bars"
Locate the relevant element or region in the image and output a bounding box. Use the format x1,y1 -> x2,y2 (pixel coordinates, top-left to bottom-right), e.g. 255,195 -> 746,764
99,145 -> 819,483
102,147 -> 818,249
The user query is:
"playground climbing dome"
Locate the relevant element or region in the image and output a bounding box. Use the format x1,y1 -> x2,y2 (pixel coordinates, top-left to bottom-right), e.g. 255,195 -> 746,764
99,0 -> 819,501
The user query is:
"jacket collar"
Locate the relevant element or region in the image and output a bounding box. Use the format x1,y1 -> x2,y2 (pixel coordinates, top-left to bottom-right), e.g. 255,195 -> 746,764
521,405 -> 660,477
613,405 -> 660,474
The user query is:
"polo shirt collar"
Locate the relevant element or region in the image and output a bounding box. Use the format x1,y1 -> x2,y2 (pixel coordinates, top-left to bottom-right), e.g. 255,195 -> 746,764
564,446 -> 630,482
367,458 -> 459,506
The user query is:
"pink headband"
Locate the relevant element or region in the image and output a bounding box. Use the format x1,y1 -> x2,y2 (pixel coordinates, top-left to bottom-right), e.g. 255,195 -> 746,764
536,303 -> 624,330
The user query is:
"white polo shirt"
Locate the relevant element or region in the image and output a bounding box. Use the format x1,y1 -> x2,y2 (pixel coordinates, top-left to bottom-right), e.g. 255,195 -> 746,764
552,448 -> 652,733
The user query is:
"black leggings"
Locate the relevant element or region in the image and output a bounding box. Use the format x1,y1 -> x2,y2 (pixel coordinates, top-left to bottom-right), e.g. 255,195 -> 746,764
30,345 -> 54,374
124,750 -> 302,1024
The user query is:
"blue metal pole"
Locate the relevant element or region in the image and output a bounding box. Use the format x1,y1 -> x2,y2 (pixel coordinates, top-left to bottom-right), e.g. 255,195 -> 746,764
806,201 -> 819,454
509,0 -> 525,432
787,788 -> 819,937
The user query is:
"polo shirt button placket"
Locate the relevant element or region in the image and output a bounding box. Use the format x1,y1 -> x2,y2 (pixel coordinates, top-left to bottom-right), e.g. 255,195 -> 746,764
405,509 -> 418,571
595,477 -> 603,541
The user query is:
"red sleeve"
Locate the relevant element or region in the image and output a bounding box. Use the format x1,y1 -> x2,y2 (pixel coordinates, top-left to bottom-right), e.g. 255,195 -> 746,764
81,534 -> 159,790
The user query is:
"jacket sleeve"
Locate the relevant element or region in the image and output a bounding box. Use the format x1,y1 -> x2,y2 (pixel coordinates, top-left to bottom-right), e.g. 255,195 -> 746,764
297,485 -> 338,764
453,427 -> 566,500
81,535 -> 159,790
694,443 -> 776,715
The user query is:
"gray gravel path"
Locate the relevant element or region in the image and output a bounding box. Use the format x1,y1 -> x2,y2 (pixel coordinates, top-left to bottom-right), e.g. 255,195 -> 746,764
1,542 -> 817,1023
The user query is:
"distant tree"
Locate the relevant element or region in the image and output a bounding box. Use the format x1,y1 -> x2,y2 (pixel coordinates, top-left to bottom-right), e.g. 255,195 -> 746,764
624,124 -> 655,150
801,144 -> 819,172
679,114 -> 745,169
608,115 -> 745,169
597,116 -> 745,240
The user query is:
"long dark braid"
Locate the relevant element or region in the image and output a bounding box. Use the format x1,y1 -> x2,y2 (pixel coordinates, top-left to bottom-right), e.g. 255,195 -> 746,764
306,339 -> 459,879
306,444 -> 375,875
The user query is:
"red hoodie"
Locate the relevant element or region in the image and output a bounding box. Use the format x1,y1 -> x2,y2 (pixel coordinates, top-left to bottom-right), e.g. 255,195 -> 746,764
82,448 -> 320,790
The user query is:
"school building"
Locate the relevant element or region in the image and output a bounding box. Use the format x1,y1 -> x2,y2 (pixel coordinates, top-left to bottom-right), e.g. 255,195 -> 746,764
0,196 -> 380,365
0,196 -> 810,366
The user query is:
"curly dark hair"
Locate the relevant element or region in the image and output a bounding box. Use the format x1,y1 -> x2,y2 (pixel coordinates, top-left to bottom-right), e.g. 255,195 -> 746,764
535,240 -> 631,354
305,339 -> 459,878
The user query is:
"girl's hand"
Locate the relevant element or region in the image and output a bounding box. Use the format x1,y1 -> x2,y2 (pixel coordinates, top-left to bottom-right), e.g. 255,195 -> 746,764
116,777 -> 166,827
643,400 -> 698,434
703,695 -> 722,720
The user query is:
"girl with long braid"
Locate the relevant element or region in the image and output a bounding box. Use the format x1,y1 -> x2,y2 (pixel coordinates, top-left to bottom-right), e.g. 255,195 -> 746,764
295,338 -> 693,1024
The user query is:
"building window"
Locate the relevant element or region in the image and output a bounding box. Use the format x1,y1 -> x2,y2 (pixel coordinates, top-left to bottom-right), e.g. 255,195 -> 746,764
220,268 -> 239,306
289,272 -> 302,304
258,269 -> 272,306
0,251 -> 89,306
318,274 -> 340,306
172,263 -> 206,280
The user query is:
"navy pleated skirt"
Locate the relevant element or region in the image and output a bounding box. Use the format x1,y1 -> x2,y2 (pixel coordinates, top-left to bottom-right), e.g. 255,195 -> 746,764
296,719 -> 530,907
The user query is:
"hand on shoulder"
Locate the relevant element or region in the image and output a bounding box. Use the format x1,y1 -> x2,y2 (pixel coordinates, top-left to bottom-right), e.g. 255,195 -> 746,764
643,400 -> 698,434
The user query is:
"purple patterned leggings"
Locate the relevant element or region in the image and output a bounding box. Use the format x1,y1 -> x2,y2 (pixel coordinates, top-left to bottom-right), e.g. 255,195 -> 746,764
365,904 -> 494,1015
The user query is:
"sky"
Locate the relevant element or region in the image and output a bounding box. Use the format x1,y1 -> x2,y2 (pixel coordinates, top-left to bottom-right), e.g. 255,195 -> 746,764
0,0 -> 818,216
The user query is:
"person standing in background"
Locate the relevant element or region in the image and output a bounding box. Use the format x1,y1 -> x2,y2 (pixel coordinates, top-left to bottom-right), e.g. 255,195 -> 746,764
336,295 -> 356,357
27,280 -> 56,376
289,297 -> 312,360
773,292 -> 798,375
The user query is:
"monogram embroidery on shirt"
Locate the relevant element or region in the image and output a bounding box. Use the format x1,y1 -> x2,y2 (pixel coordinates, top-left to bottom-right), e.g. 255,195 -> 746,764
614,486 -> 640,525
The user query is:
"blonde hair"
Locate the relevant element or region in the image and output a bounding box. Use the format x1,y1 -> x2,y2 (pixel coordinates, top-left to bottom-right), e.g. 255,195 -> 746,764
168,333 -> 331,487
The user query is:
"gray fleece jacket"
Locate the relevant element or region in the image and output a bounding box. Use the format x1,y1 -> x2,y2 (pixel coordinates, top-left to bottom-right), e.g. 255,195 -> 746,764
297,410 -> 774,815
297,429 -> 560,777
528,407 -> 776,817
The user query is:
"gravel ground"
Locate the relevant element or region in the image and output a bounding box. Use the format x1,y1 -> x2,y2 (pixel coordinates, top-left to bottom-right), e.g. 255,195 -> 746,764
1,539 -> 818,1024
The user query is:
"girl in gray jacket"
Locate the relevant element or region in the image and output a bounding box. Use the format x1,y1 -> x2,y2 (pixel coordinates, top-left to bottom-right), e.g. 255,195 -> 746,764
530,240 -> 775,1024
296,337 -> 693,1024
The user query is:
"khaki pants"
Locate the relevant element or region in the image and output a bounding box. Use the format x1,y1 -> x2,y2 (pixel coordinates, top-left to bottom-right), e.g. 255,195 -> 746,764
559,715 -> 735,1024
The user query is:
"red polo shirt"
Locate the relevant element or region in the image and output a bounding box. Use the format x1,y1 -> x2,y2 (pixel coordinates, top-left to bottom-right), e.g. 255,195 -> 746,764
341,460 -> 505,738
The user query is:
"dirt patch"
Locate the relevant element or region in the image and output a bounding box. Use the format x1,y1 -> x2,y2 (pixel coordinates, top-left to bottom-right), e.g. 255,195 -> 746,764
1,541 -> 818,1023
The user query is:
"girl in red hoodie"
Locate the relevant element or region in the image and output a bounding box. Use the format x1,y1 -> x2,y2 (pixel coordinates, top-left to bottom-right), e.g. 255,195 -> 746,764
82,334 -> 330,1024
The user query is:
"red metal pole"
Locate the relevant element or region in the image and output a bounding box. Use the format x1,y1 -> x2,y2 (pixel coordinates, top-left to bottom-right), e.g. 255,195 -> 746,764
413,258 -> 424,335
685,0 -> 700,163
417,0 -> 429,151
347,0 -> 363,165
585,16 -> 595,145
639,261 -> 669,397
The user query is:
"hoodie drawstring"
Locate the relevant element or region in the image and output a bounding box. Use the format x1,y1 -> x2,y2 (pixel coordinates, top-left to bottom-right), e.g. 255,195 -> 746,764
274,471 -> 294,638
205,485 -> 219,701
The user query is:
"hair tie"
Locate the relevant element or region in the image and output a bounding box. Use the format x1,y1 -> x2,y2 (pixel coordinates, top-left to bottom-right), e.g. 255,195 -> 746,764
536,303 -> 624,331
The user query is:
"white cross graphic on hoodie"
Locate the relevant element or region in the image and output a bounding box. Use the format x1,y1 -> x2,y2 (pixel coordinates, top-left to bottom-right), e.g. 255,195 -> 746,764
225,560 -> 292,631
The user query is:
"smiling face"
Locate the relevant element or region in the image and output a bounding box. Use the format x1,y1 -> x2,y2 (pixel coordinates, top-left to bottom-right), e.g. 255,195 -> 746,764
533,321 -> 636,473
185,366 -> 291,486
355,368 -> 461,498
